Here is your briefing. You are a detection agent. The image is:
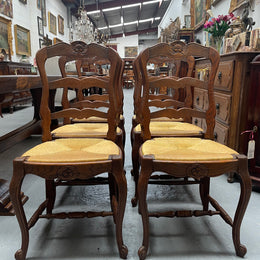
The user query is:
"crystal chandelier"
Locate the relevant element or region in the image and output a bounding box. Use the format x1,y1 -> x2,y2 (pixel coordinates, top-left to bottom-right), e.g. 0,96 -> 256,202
70,0 -> 94,43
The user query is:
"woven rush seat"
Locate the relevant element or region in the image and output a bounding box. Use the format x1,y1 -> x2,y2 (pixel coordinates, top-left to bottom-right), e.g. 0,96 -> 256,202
52,123 -> 122,138
23,138 -> 120,162
141,137 -> 238,161
135,122 -> 203,136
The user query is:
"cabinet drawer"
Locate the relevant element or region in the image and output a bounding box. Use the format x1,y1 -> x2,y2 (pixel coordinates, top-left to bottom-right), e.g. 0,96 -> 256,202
204,92 -> 231,124
193,88 -> 205,109
214,60 -> 234,91
214,92 -> 231,124
214,121 -> 229,145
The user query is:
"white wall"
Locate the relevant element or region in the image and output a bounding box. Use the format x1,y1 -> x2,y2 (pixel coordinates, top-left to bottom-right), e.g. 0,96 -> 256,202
1,0 -> 70,64
109,34 -> 139,58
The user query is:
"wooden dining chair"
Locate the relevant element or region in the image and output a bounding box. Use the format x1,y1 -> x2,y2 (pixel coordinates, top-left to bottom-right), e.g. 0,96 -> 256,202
9,41 -> 128,260
131,41 -> 204,206
136,42 -> 252,259
58,54 -> 126,148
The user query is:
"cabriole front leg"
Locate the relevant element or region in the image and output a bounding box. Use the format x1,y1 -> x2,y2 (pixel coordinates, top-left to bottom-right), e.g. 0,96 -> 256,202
9,158 -> 28,260
233,155 -> 252,257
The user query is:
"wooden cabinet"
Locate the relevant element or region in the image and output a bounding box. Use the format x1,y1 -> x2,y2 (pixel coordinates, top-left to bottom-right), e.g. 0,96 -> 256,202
123,58 -> 134,88
194,52 -> 260,180
0,61 -> 34,114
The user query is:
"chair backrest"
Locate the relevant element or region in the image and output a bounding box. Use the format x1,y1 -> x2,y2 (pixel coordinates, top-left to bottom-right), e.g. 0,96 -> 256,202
36,41 -> 123,142
58,49 -> 124,117
133,41 -> 196,124
137,41 -> 220,141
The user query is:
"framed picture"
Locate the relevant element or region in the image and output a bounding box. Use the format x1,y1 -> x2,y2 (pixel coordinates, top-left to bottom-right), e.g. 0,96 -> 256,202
41,0 -> 46,26
125,47 -> 138,57
37,16 -> 44,37
58,15 -> 64,35
0,0 -> 13,18
0,16 -> 13,55
14,24 -> 31,56
190,0 -> 210,30
194,0 -> 206,30
53,37 -> 62,44
229,0 -> 246,13
19,0 -> 27,4
178,29 -> 194,43
37,0 -> 41,10
184,15 -> 191,28
48,12 -> 57,35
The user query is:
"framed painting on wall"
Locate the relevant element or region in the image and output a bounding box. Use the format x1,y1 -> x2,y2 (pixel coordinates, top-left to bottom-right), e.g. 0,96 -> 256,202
125,47 -> 138,57
14,25 -> 31,56
37,16 -> 44,37
0,0 -> 13,18
48,12 -> 57,35
0,16 -> 13,55
58,15 -> 64,35
19,0 -> 27,4
37,0 -> 41,10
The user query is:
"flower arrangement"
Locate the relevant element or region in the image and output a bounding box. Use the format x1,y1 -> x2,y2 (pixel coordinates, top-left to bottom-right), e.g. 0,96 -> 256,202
204,13 -> 236,38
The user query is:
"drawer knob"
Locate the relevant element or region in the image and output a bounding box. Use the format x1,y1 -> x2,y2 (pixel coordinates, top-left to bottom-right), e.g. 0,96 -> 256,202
216,103 -> 220,113
214,132 -> 218,140
196,96 -> 200,103
218,71 -> 222,80
194,119 -> 198,125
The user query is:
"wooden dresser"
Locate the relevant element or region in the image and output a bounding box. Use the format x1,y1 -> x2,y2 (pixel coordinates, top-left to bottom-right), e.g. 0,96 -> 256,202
193,52 -> 260,182
0,61 -> 34,114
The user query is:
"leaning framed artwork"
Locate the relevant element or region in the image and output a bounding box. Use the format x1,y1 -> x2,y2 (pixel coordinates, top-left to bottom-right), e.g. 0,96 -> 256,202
53,37 -> 62,44
48,12 -> 57,35
14,24 -> 31,56
0,16 -> 13,55
58,15 -> 64,35
229,0 -> 246,13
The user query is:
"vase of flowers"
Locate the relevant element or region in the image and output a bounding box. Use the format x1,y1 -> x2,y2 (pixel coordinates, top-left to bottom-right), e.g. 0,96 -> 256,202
204,13 -> 236,53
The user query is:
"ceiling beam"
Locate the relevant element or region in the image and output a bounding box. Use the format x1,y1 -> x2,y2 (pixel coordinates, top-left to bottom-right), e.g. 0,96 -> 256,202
69,0 -> 160,13
111,27 -> 158,38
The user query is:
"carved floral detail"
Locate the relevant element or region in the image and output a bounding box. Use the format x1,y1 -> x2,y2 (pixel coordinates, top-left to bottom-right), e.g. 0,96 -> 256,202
172,43 -> 184,54
186,164 -> 208,179
56,166 -> 80,180
71,42 -> 88,55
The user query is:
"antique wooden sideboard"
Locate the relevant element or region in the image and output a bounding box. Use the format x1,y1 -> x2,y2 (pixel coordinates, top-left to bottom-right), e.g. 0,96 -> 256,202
0,61 -> 35,115
0,75 -> 59,215
193,51 -> 260,183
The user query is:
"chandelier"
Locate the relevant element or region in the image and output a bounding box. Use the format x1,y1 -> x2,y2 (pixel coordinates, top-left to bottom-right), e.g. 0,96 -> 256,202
70,0 -> 95,43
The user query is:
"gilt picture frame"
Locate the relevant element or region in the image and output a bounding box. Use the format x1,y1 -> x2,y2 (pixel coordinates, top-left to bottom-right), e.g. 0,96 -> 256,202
0,0 -> 13,18
48,12 -> 57,35
58,15 -> 64,35
14,24 -> 31,56
0,16 -> 13,55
